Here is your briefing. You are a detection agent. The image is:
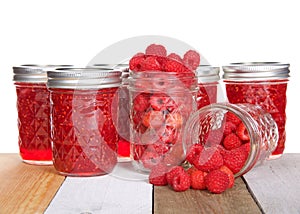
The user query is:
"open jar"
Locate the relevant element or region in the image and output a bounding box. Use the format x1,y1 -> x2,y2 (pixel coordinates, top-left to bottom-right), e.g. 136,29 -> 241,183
222,62 -> 289,158
184,103 -> 278,177
128,71 -> 198,173
47,68 -> 121,176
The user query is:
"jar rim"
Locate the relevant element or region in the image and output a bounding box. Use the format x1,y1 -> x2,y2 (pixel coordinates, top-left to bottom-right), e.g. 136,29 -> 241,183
196,65 -> 220,83
222,62 -> 290,80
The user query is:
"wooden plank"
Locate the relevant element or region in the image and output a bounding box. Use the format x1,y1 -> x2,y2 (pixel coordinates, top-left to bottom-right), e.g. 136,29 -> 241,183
45,171 -> 152,213
0,154 -> 65,214
243,153 -> 300,214
154,177 -> 261,214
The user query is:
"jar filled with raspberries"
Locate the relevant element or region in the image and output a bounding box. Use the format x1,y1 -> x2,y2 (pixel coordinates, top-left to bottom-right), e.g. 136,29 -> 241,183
128,44 -> 200,172
196,65 -> 220,109
148,102 -> 278,194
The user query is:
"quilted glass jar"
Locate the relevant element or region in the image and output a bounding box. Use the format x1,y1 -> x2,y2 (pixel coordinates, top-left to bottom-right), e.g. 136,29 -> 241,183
47,68 -> 121,176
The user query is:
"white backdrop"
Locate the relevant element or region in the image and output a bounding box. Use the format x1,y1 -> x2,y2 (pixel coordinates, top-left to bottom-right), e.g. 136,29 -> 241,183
0,0 -> 299,153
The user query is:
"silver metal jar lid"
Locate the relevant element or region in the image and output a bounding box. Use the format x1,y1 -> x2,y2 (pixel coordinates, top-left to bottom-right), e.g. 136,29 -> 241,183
13,64 -> 73,83
196,65 -> 220,83
222,62 -> 290,80
47,67 -> 122,89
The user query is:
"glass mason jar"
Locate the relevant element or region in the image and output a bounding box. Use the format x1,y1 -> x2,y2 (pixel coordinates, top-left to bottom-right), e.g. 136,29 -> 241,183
91,64 -> 131,162
184,103 -> 278,177
47,68 -> 121,176
13,64 -> 72,165
128,71 -> 198,173
222,62 -> 290,158
196,65 -> 220,109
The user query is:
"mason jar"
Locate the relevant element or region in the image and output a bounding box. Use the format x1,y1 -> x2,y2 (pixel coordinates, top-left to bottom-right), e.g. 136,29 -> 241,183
184,103 -> 278,177
196,65 -> 220,109
13,64 -> 72,165
128,71 -> 198,173
222,62 -> 289,158
47,68 -> 121,176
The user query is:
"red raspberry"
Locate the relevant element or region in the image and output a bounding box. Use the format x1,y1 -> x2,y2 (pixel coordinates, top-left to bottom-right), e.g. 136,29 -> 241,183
149,94 -> 176,111
186,144 -> 204,165
190,169 -> 207,190
140,55 -> 162,71
164,59 -> 191,73
149,164 -> 168,186
223,121 -> 237,135
219,165 -> 235,188
186,166 -> 198,176
241,142 -> 251,155
129,53 -> 145,71
145,44 -> 167,57
194,147 -> 224,172
165,166 -> 185,185
133,93 -> 150,112
236,123 -> 250,141
162,143 -> 184,166
222,146 -> 248,174
171,171 -> 191,192
183,50 -> 200,70
159,126 -> 176,144
142,110 -> 165,129
167,53 -> 182,62
223,133 -> 242,150
225,112 -> 241,126
165,112 -> 183,129
205,169 -> 229,194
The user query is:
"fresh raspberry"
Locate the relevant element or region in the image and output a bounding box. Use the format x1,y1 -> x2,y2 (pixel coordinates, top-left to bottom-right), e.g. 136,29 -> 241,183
222,146 -> 248,174
236,123 -> 250,141
159,126 -> 176,144
183,50 -> 200,71
162,143 -> 184,166
186,166 -> 198,176
167,53 -> 182,62
145,44 -> 167,57
166,166 -> 185,185
171,171 -> 191,192
223,121 -> 237,136
165,112 -> 183,129
129,53 -> 145,71
205,169 -> 229,194
194,147 -> 224,172
186,144 -> 204,165
205,129 -> 224,147
190,169 -> 207,190
142,110 -> 165,129
133,93 -> 150,112
152,144 -> 169,155
149,164 -> 168,186
225,112 -> 241,126
149,94 -> 176,111
219,165 -> 235,188
140,55 -> 162,71
241,142 -> 251,155
223,133 -> 242,150
141,150 -> 162,169
164,59 -> 191,73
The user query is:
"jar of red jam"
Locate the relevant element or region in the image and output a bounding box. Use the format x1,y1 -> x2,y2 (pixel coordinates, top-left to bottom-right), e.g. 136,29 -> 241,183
47,68 -> 122,176
184,103 -> 279,177
13,64 -> 71,165
129,71 -> 198,172
196,66 -> 220,109
222,62 -> 290,158
91,64 -> 131,162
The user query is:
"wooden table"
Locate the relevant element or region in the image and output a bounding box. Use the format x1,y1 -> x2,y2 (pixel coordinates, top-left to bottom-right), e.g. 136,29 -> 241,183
0,153 -> 299,214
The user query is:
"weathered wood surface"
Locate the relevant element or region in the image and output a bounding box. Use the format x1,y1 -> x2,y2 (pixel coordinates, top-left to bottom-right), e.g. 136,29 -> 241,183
154,177 -> 262,214
243,153 -> 300,214
0,154 -> 65,214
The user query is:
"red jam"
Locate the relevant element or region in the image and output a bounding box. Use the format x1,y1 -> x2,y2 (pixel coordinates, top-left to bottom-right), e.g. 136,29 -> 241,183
197,83 -> 218,109
50,88 -> 119,176
225,80 -> 287,155
15,82 -> 52,163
